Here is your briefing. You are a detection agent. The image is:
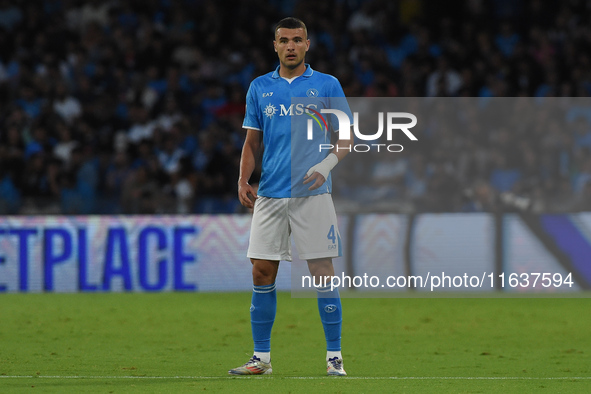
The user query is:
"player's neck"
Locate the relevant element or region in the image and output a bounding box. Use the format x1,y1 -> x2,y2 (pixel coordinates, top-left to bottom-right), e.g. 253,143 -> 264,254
279,62 -> 307,79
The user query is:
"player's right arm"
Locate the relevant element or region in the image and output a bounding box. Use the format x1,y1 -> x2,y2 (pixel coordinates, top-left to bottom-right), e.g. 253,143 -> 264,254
238,128 -> 261,209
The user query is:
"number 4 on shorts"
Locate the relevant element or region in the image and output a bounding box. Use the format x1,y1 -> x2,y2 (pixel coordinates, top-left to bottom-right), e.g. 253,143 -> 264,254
327,225 -> 336,244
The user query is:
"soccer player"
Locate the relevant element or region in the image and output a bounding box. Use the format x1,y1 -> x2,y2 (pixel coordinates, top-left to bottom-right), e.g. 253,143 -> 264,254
228,17 -> 351,376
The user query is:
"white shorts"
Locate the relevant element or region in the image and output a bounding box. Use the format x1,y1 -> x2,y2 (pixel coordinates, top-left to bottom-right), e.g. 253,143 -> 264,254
247,194 -> 341,261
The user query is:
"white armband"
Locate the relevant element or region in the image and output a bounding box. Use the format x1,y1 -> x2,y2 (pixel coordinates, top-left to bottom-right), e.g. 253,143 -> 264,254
306,153 -> 339,180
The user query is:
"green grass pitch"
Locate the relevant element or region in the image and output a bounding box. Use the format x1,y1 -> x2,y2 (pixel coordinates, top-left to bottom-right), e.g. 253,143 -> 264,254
1,293 -> 590,393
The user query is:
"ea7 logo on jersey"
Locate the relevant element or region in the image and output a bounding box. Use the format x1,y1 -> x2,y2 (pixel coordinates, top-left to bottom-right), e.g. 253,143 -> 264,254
262,92 -> 273,97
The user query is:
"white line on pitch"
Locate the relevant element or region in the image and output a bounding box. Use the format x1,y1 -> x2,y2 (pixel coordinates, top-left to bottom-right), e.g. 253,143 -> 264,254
0,376 -> 590,380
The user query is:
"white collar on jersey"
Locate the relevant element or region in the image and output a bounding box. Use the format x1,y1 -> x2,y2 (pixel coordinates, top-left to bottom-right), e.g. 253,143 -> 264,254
271,63 -> 314,80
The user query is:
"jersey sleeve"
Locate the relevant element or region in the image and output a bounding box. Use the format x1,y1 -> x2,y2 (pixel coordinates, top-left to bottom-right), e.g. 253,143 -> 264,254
243,82 -> 262,131
326,77 -> 353,134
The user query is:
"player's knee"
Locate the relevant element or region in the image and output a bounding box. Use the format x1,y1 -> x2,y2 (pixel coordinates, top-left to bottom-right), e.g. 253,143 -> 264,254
307,258 -> 334,278
252,269 -> 274,285
252,262 -> 277,285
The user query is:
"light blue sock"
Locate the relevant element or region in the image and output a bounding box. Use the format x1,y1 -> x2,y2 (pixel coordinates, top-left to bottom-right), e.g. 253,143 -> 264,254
251,282 -> 277,353
317,285 -> 342,351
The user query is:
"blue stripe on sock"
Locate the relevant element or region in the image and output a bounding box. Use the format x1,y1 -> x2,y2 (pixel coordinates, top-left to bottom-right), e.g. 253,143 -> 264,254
253,283 -> 276,293
254,283 -> 276,290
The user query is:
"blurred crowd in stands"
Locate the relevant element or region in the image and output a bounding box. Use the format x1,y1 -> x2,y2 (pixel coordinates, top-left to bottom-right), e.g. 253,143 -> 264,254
1,0 -> 591,214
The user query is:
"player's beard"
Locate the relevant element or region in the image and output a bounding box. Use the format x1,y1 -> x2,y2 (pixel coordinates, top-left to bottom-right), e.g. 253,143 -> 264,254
282,56 -> 303,70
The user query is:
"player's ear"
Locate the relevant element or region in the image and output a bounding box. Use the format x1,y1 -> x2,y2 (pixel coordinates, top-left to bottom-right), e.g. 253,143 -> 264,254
306,39 -> 310,52
273,40 -> 277,52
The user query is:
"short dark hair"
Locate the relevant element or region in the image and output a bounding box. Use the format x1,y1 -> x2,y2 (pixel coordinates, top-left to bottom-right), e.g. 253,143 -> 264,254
274,17 -> 307,38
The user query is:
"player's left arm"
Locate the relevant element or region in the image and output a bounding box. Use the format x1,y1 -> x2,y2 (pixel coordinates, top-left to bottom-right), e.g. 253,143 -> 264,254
303,127 -> 352,191
304,77 -> 352,191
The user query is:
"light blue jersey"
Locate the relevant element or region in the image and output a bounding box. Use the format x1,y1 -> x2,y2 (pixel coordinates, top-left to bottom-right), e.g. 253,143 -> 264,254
243,64 -> 351,198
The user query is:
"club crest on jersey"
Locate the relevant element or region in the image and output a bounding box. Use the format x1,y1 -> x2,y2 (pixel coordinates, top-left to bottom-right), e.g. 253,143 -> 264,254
263,103 -> 277,119
306,88 -> 319,97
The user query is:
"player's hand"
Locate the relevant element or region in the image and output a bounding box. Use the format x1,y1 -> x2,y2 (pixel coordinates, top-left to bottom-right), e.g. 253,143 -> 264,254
303,153 -> 338,190
238,182 -> 257,209
303,171 -> 326,190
